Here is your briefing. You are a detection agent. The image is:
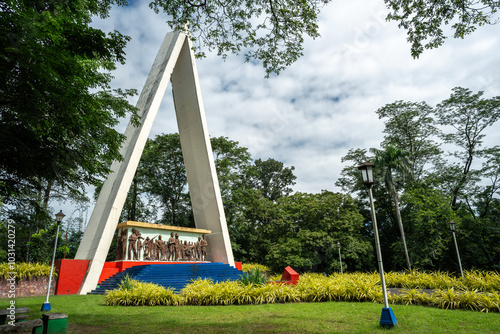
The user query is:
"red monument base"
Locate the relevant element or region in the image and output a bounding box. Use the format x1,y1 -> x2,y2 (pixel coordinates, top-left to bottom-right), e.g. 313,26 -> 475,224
54,259 -> 243,295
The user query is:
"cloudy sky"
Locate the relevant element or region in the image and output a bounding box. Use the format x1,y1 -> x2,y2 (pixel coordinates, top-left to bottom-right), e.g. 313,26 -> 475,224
86,0 -> 500,200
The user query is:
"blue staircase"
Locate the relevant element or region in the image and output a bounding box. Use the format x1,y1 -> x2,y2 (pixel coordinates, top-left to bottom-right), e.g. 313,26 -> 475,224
88,263 -> 242,295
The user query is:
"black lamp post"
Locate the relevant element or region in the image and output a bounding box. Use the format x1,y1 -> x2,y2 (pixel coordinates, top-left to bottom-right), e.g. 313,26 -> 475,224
358,162 -> 397,327
337,242 -> 343,274
448,221 -> 464,278
42,210 -> 65,311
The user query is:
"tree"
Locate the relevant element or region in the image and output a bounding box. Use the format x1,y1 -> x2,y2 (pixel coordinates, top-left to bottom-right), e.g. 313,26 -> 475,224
249,158 -> 297,201
123,134 -> 255,227
371,145 -> 412,270
457,147 -> 500,271
400,185 -> 457,270
435,87 -> 500,210
140,133 -> 192,226
149,0 -> 330,77
264,191 -> 373,273
210,136 -> 252,205
474,147 -> 500,219
0,0 -> 138,203
25,222 -> 65,264
337,87 -> 500,271
376,101 -> 442,181
460,198 -> 500,270
384,0 -> 500,58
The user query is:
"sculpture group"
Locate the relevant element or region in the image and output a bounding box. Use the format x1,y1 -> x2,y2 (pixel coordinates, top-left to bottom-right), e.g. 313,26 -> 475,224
116,228 -> 208,262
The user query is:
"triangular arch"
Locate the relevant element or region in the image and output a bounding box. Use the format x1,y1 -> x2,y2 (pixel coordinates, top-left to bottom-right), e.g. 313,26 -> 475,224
75,31 -> 234,294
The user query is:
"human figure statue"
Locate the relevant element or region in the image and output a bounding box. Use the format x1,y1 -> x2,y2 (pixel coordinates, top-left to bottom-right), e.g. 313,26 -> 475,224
135,231 -> 144,260
148,235 -> 158,260
174,233 -> 181,261
161,238 -> 168,261
168,232 -> 176,261
182,240 -> 188,261
156,235 -> 165,261
200,234 -> 208,261
185,241 -> 195,261
195,236 -> 202,261
128,228 -> 138,260
143,237 -> 151,260
116,229 -> 128,261
191,242 -> 197,261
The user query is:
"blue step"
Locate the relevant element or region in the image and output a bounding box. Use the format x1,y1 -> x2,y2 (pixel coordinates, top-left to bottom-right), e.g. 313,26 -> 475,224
88,263 -> 243,295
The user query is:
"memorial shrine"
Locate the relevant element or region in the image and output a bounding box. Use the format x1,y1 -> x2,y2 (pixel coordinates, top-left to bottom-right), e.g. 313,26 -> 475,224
52,30 -> 238,295
115,221 -> 211,262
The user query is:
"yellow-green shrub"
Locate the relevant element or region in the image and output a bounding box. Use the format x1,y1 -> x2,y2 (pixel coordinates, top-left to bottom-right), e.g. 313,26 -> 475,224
296,273 -> 381,303
180,278 -> 299,306
102,270 -> 500,312
389,288 -> 500,312
463,270 -> 500,292
0,262 -> 53,280
390,289 -> 434,306
104,281 -> 181,306
241,263 -> 271,274
385,270 -> 461,290
249,283 -> 301,304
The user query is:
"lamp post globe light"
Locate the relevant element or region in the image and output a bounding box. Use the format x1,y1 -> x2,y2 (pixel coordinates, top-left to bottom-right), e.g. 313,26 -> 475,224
357,162 -> 397,327
448,221 -> 464,278
41,210 -> 65,312
337,242 -> 343,274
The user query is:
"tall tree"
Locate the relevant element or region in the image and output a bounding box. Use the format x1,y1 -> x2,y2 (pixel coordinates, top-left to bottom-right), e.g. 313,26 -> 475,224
210,136 -> 252,202
250,158 -> 297,202
376,101 -> 442,181
400,185 -> 457,270
371,145 -> 412,270
264,191 -> 373,273
124,134 -> 255,227
435,87 -> 500,210
0,0 -> 138,203
140,133 -> 192,226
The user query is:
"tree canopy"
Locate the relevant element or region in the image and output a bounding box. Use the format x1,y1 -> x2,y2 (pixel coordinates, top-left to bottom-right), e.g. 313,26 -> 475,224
384,0 -> 500,58
147,0 -> 500,75
0,0 -> 138,203
149,0 -> 329,77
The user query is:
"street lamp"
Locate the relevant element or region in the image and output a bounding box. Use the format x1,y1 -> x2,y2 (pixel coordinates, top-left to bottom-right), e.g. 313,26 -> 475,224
448,221 -> 464,278
337,242 -> 343,274
358,161 -> 375,186
41,210 -> 65,311
358,162 -> 397,327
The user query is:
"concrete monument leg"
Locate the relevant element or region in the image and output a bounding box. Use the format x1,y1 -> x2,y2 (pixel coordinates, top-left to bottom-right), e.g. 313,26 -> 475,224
74,31 -> 234,295
172,37 -> 234,265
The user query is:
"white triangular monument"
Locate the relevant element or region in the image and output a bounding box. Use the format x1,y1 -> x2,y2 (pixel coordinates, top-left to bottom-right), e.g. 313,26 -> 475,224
75,31 -> 235,294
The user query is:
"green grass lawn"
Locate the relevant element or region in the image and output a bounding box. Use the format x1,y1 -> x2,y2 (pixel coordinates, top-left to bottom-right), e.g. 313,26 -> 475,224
2,295 -> 499,333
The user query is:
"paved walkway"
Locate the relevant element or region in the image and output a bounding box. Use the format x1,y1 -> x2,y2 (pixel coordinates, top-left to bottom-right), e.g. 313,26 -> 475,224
388,288 -> 435,295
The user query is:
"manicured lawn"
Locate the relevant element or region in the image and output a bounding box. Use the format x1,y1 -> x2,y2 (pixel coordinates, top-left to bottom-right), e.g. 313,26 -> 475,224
2,295 -> 499,333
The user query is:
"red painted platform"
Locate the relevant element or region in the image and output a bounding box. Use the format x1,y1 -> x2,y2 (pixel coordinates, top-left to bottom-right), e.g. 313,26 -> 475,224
54,259 -> 90,295
54,259 -> 243,295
